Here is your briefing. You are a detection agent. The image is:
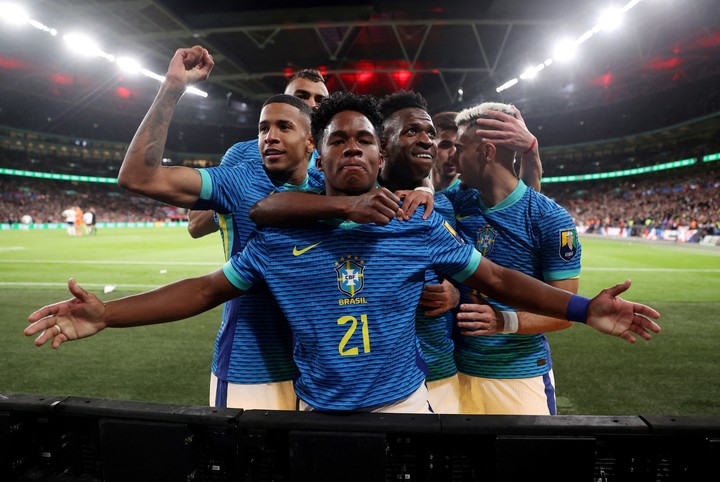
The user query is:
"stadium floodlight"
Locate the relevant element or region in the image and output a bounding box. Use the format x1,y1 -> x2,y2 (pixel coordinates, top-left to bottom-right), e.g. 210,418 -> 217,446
116,56 -> 141,74
496,78 -> 518,93
553,39 -> 577,62
63,33 -> 114,61
0,2 -> 29,25
598,7 -> 624,32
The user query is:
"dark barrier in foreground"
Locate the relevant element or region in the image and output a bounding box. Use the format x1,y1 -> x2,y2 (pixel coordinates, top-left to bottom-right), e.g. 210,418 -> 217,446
1,393 -> 719,481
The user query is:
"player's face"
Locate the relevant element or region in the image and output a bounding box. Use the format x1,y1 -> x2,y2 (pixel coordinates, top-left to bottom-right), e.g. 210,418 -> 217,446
432,129 -> 458,180
284,77 -> 329,110
316,110 -> 383,196
381,107 -> 436,184
454,124 -> 485,188
257,102 -> 313,177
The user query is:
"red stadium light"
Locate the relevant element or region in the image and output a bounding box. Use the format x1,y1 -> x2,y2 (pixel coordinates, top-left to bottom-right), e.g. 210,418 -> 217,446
50,73 -> 74,85
115,86 -> 133,99
392,70 -> 411,89
0,55 -> 28,70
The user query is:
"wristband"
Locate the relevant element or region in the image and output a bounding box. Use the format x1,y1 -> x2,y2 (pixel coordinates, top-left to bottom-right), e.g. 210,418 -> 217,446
523,137 -> 537,154
414,186 -> 434,194
500,311 -> 519,333
567,294 -> 590,323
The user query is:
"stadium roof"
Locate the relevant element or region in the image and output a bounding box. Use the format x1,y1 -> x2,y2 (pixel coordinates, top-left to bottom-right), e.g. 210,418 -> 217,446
0,0 -> 718,153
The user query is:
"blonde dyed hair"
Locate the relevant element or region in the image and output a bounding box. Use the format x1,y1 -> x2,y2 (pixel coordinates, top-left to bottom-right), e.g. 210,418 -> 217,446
454,102 -> 517,127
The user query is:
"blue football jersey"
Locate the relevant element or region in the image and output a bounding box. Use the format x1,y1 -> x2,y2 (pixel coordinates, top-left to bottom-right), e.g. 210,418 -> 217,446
447,181 -> 581,379
223,209 -> 482,411
193,155 -> 323,385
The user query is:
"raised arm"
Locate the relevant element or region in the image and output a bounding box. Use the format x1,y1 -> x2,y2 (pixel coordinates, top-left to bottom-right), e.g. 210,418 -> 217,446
187,210 -> 219,238
463,258 -> 660,343
457,278 -> 576,336
25,270 -> 241,349
117,46 -> 213,208
249,188 -> 403,227
475,107 -> 542,192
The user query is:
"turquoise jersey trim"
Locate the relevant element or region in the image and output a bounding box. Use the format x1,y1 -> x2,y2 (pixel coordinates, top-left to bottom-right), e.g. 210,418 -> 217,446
451,249 -> 483,283
282,176 -> 309,192
544,268 -> 581,281
222,263 -> 252,291
477,179 -> 527,213
440,177 -> 462,192
197,169 -> 213,200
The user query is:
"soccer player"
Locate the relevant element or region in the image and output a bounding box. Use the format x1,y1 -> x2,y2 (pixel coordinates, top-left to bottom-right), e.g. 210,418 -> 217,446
116,45 -> 323,410
249,91 -> 464,412
431,112 -> 462,193
447,102 -> 579,415
432,107 -> 542,193
186,67 -> 329,239
26,92 -> 661,414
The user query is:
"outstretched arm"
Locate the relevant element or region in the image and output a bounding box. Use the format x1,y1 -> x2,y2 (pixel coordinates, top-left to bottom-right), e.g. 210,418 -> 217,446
456,279 -> 576,336
25,271 -> 241,349
249,188 -> 403,227
475,107 -> 542,192
117,46 -> 213,208
187,210 -> 219,238
463,258 -> 660,343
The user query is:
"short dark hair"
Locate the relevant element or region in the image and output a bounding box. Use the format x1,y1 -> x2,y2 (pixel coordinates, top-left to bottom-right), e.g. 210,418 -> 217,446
377,91 -> 428,122
432,111 -> 458,133
311,91 -> 382,148
288,68 -> 326,85
262,94 -> 313,118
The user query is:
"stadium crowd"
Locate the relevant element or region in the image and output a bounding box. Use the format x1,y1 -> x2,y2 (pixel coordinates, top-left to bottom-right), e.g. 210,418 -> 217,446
0,176 -> 182,225
3,153 -> 717,238
544,165 -> 720,237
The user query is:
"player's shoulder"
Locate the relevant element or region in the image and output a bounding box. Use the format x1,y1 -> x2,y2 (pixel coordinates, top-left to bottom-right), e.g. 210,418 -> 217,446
220,139 -> 261,167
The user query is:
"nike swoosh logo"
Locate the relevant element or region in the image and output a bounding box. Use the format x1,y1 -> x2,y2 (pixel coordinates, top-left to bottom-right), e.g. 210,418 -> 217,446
455,214 -> 473,220
293,242 -> 324,256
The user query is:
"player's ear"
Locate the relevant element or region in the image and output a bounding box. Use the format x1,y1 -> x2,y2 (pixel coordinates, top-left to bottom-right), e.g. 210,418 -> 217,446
377,153 -> 384,171
315,156 -> 324,172
306,134 -> 315,155
484,142 -> 496,161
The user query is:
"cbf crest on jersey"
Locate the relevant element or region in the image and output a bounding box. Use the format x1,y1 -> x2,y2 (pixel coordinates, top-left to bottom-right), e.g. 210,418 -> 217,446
335,256 -> 365,297
476,226 -> 497,256
559,228 -> 579,261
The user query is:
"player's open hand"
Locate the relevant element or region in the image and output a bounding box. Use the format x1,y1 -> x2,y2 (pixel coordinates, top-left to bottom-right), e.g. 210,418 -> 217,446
587,279 -> 661,343
25,279 -> 107,349
475,106 -> 534,153
395,189 -> 434,220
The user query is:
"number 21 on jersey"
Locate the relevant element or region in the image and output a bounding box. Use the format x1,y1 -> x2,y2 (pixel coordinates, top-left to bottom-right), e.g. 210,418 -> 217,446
337,314 -> 371,356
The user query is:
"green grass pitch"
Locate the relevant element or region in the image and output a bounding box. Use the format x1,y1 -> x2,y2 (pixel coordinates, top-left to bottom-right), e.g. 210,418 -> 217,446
1,227 -> 719,415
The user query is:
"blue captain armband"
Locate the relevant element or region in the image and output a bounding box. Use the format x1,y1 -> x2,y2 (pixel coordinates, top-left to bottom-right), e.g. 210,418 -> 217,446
567,294 -> 590,323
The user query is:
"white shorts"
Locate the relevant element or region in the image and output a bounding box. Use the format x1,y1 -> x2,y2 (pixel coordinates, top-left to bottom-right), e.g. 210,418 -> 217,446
458,370 -> 556,415
427,374 -> 461,414
298,382 -> 432,413
209,373 -> 296,410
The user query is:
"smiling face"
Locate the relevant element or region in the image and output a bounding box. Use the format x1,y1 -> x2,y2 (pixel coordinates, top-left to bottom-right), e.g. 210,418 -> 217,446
380,107 -> 436,189
257,102 -> 314,183
316,110 -> 383,196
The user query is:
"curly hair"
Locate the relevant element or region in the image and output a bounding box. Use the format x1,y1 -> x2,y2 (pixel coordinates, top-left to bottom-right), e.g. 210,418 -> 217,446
311,91 -> 383,148
377,91 -> 428,122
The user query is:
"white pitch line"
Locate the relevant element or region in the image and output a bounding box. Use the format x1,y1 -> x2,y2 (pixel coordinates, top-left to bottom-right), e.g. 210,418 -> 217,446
0,282 -> 164,289
582,267 -> 720,272
0,259 -> 221,266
